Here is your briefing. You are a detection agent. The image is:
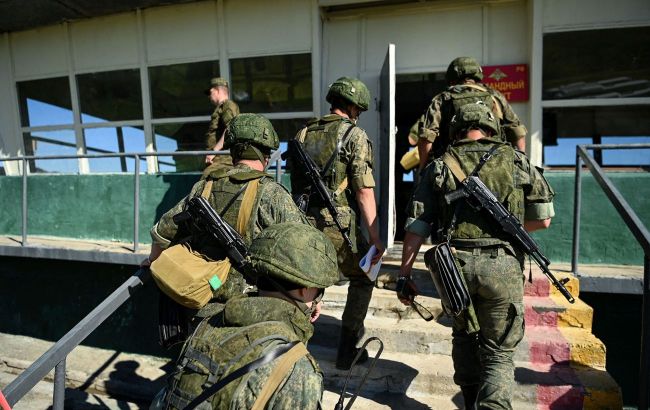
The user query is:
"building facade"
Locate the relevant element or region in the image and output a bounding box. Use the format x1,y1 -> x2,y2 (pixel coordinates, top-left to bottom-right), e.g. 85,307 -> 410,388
0,0 -> 648,246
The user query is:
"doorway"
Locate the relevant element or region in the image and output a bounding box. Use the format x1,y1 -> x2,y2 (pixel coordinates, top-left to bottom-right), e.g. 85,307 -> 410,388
393,72 -> 447,241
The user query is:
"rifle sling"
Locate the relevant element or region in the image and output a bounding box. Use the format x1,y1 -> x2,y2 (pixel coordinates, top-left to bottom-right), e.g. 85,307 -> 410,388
322,123 -> 356,177
442,144 -> 500,239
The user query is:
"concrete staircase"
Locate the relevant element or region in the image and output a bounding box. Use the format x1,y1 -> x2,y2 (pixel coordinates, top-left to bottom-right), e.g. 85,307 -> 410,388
0,248 -> 624,409
309,252 -> 624,409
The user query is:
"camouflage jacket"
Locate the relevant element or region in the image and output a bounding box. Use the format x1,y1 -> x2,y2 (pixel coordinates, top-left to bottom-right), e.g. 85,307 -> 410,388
206,99 -> 240,150
165,296 -> 323,410
289,114 -> 375,216
420,83 -> 527,159
151,163 -> 308,301
405,137 -> 555,249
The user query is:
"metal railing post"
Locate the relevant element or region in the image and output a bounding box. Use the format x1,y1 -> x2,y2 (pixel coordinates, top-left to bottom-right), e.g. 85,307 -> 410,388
640,254 -> 649,410
21,157 -> 27,246
571,149 -> 583,274
53,359 -> 66,410
134,155 -> 140,253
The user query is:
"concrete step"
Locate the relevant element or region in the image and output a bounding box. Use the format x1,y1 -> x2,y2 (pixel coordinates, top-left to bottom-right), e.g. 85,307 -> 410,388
313,312 -> 606,367
310,345 -> 622,410
324,284 -> 592,330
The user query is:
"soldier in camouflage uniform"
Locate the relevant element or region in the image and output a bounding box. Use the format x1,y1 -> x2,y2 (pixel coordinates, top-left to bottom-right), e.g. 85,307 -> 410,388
204,77 -> 240,169
154,222 -> 339,410
416,57 -> 528,171
142,114 -> 309,342
288,77 -> 384,370
397,102 -> 555,409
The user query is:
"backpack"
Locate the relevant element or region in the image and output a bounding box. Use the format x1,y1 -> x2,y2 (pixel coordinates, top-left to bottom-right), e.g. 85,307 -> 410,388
164,308 -> 312,410
434,84 -> 504,157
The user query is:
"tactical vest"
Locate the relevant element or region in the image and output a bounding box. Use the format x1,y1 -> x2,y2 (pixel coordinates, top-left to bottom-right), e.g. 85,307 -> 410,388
439,140 -> 525,247
435,84 -> 504,157
165,298 -> 319,410
292,115 -> 357,210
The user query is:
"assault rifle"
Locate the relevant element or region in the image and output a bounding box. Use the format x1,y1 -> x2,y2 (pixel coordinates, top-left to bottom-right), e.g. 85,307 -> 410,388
173,196 -> 249,270
445,175 -> 575,304
283,139 -> 354,250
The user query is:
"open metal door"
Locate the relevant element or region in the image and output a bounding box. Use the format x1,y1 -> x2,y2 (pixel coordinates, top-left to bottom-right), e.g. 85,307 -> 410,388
379,43 -> 396,249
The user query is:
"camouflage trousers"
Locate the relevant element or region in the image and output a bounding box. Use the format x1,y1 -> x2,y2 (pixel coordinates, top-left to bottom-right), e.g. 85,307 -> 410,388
308,213 -> 373,336
451,247 -> 525,410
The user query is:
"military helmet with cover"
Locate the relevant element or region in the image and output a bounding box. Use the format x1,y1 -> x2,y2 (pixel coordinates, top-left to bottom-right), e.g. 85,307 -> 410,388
225,113 -> 279,157
249,222 -> 339,289
445,57 -> 484,83
326,77 -> 370,111
449,101 -> 499,138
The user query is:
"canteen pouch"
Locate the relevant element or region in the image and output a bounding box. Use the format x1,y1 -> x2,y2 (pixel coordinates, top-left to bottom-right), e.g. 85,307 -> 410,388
151,242 -> 232,309
151,177 -> 259,311
424,242 -> 471,316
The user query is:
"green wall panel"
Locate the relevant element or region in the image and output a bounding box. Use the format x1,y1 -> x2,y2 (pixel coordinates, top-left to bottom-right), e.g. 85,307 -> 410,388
0,171 -> 648,265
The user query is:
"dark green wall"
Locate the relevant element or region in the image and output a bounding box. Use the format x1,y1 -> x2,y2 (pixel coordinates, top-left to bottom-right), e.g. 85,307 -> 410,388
534,172 -> 650,265
0,171 -> 648,264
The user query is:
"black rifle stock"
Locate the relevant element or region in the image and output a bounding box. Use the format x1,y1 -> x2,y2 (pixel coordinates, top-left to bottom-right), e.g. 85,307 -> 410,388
284,139 -> 354,250
445,175 -> 575,304
173,196 -> 249,270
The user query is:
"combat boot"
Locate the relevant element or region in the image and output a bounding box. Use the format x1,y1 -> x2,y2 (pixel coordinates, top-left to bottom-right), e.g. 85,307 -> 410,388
335,327 -> 368,370
460,384 -> 479,409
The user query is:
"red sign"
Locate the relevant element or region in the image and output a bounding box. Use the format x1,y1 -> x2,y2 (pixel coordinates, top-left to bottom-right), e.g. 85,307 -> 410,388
482,64 -> 529,102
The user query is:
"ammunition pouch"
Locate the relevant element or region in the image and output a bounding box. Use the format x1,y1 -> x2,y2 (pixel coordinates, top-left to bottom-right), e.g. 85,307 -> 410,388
424,242 -> 471,316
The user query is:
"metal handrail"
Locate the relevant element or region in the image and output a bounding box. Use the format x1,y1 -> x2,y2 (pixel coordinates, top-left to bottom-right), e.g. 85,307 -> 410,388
1,150 -> 284,253
2,268 -> 150,409
572,143 -> 650,409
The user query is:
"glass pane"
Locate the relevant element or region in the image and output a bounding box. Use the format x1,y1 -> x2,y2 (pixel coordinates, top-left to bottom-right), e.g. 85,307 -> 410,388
154,122 -> 209,172
543,106 -> 650,166
149,61 -> 220,118
266,118 -> 313,171
543,137 -> 594,166
23,130 -> 78,173
84,127 -> 147,172
543,27 -> 650,100
77,69 -> 143,123
230,54 -> 312,113
269,118 -> 310,141
602,136 -> 650,166
17,77 -> 73,127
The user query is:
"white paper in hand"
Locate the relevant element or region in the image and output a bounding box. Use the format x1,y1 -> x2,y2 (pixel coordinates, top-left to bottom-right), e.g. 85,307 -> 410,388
359,245 -> 382,281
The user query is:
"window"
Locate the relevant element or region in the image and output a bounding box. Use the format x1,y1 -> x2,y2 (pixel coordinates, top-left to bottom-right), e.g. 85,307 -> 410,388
153,122 -> 209,172
230,54 -> 312,113
23,130 -> 78,173
77,69 -> 143,123
17,77 -> 73,127
543,26 -> 650,167
543,27 -> 650,100
84,127 -> 147,172
543,105 -> 650,166
149,61 -> 220,118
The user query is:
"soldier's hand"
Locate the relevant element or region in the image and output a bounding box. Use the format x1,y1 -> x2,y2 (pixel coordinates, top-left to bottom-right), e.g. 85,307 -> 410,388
371,242 -> 385,265
310,300 -> 323,323
396,276 -> 419,306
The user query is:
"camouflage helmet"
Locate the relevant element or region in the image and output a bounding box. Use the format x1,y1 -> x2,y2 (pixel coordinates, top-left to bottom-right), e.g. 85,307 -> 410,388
326,77 -> 370,111
249,222 -> 339,289
445,57 -> 484,83
225,113 -> 279,151
449,101 -> 499,138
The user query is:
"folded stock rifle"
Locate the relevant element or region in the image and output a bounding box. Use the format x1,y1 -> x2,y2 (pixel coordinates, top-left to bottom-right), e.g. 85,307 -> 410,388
444,175 -> 575,304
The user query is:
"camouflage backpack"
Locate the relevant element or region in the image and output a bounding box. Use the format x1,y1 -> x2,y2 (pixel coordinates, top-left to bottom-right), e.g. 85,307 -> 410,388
433,84 -> 504,157
163,301 -> 317,410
